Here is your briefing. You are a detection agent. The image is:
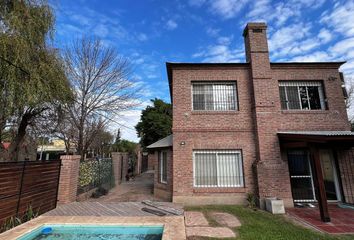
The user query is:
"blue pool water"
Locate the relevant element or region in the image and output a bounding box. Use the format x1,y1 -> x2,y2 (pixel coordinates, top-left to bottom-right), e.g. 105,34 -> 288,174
17,225 -> 163,240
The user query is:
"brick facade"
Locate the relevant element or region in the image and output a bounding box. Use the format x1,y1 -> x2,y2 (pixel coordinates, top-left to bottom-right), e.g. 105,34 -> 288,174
165,22 -> 352,207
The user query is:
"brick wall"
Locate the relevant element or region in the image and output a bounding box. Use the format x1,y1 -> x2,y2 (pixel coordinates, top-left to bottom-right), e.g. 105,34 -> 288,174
169,22 -> 351,207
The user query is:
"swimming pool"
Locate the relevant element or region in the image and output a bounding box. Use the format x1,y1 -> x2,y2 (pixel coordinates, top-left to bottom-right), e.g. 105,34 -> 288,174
17,224 -> 164,240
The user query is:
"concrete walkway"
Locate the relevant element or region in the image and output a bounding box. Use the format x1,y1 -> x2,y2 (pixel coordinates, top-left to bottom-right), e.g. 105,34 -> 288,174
90,171 -> 163,202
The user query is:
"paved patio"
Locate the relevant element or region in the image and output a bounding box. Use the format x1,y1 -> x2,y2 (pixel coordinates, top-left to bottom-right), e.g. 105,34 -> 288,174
287,204 -> 354,234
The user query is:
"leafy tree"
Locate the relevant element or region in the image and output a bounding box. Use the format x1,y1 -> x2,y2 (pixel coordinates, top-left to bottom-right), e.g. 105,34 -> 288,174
114,139 -> 137,154
135,98 -> 172,149
0,0 -> 72,161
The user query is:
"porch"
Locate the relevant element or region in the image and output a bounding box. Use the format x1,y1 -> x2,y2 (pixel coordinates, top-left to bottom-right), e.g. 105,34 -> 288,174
278,131 -> 354,223
287,204 -> 354,234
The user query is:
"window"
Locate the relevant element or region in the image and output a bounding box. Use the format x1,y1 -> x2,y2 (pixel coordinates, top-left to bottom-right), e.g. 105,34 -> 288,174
279,81 -> 326,110
159,151 -> 167,183
192,82 -> 237,111
193,150 -> 244,187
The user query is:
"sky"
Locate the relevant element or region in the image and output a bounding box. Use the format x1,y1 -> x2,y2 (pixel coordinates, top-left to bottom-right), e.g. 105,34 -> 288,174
49,0 -> 354,142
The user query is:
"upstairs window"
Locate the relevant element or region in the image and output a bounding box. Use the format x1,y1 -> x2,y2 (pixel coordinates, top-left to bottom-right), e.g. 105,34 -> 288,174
279,81 -> 326,110
192,82 -> 237,111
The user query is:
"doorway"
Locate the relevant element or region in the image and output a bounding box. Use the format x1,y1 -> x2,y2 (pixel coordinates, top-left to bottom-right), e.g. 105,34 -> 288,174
287,149 -> 342,203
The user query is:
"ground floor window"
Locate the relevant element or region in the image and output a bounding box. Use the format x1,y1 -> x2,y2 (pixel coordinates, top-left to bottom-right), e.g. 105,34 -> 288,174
193,150 -> 244,187
159,151 -> 167,183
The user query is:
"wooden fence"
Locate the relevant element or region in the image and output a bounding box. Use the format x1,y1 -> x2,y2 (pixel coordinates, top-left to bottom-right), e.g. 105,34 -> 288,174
0,160 -> 61,224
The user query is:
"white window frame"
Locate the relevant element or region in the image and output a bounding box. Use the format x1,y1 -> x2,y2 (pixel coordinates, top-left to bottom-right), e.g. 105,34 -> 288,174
159,151 -> 167,184
191,82 -> 238,111
279,81 -> 326,110
193,150 -> 244,188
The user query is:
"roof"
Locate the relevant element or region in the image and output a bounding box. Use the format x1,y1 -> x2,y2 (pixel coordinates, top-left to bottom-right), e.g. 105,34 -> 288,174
1,142 -> 10,150
166,61 -> 346,101
146,134 -> 173,149
278,131 -> 354,146
278,131 -> 354,136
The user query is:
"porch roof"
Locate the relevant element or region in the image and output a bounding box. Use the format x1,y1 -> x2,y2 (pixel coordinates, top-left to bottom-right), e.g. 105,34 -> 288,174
146,134 -> 173,149
278,131 -> 354,146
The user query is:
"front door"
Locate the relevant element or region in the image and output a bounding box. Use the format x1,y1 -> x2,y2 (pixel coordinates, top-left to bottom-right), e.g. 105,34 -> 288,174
288,150 -> 316,202
288,149 -> 341,203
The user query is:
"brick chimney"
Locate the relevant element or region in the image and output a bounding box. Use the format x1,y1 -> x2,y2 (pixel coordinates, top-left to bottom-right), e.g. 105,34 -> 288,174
243,23 -> 292,208
243,22 -> 269,63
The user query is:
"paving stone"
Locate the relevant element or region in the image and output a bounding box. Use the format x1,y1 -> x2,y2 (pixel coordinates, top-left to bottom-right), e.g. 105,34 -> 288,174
210,212 -> 242,227
184,211 -> 209,226
186,227 -> 236,238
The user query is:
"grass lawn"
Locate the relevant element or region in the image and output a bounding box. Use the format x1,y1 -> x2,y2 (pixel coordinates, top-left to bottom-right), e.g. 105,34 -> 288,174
185,205 -> 354,240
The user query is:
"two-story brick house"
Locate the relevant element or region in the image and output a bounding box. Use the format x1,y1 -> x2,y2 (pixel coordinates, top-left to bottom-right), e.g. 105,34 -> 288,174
147,22 -> 354,222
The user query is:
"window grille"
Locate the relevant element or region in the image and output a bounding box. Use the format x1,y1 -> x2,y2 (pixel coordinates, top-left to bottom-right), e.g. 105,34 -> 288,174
159,151 -> 167,183
193,150 -> 244,187
192,82 -> 237,111
279,81 -> 326,110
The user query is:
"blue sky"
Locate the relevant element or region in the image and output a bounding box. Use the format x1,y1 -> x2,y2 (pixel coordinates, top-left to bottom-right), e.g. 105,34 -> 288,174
50,0 -> 354,141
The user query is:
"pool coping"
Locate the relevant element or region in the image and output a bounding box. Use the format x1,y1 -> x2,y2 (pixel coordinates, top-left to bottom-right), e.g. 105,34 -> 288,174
0,215 -> 186,240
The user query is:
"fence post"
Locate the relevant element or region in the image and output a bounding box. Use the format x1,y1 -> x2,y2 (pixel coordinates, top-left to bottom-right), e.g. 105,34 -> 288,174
112,152 -> 123,185
57,155 -> 81,204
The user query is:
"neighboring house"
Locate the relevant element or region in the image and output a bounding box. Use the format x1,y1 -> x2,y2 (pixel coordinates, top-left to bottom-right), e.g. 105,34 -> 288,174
37,139 -> 69,160
0,137 -> 37,161
147,22 -> 354,222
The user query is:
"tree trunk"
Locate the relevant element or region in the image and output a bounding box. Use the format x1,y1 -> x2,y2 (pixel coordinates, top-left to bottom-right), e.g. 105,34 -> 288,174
8,112 -> 31,161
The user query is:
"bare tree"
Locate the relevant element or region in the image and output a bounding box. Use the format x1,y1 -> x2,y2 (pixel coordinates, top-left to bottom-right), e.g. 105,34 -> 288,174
345,77 -> 354,123
62,37 -> 139,160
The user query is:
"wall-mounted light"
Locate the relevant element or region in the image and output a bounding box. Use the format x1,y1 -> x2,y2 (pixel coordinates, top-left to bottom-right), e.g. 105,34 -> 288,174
180,141 -> 186,146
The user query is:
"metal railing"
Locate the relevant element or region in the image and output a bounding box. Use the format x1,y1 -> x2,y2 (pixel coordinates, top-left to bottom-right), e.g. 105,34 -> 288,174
77,158 -> 114,194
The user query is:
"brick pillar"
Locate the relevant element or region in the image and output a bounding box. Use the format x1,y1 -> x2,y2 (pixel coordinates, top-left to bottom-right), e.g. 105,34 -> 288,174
112,152 -> 123,185
57,155 -> 80,204
122,153 -> 129,182
135,150 -> 142,175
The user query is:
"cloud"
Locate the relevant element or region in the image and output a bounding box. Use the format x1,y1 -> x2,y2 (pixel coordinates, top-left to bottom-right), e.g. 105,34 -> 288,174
329,37 -> 354,55
166,19 -> 178,30
321,1 -> 354,37
246,0 -> 325,27
269,22 -> 313,58
290,51 -> 332,62
54,4 -> 148,47
206,27 -> 220,37
209,0 -> 249,19
188,0 -> 249,19
137,33 -> 148,42
318,28 -> 333,44
193,41 -> 244,63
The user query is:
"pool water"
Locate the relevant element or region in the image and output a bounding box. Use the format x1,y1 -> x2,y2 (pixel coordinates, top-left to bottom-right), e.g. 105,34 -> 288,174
18,225 -> 163,240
